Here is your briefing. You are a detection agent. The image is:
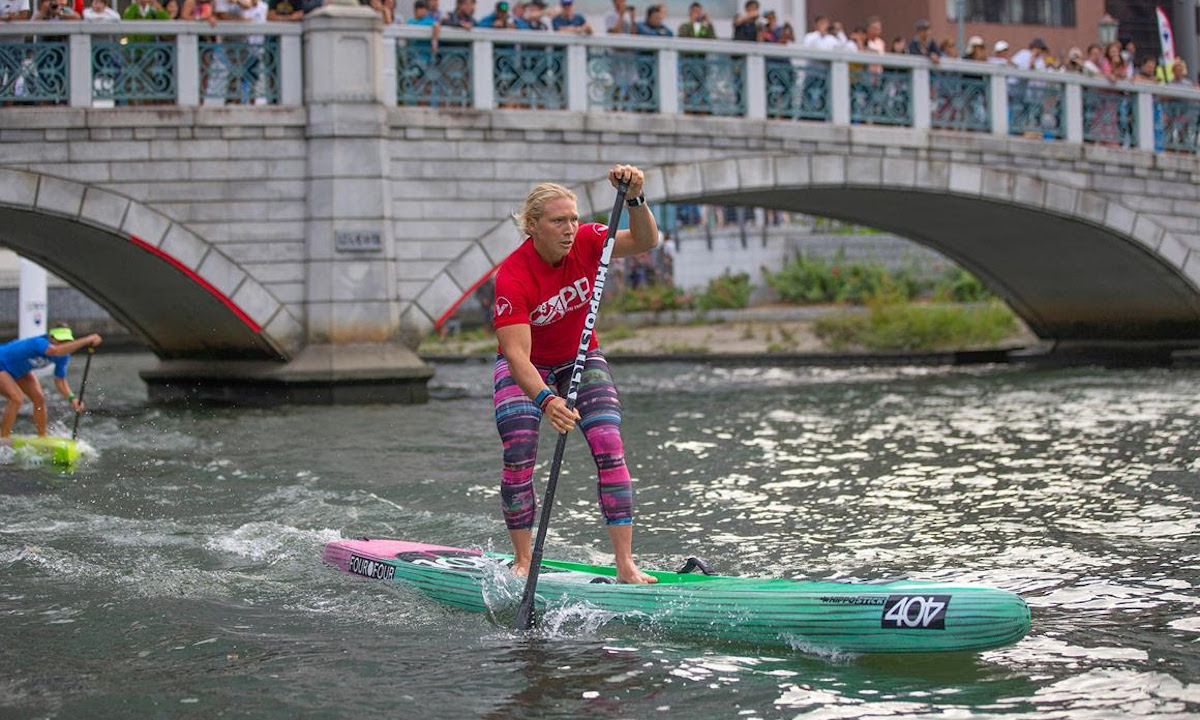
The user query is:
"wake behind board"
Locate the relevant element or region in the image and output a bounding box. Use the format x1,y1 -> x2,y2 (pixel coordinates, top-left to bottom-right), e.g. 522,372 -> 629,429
323,538 -> 1030,654
8,435 -> 81,468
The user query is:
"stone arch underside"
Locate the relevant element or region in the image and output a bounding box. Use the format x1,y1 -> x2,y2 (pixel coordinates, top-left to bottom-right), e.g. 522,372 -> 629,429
420,156 -> 1200,346
0,170 -> 298,360
682,192 -> 1200,343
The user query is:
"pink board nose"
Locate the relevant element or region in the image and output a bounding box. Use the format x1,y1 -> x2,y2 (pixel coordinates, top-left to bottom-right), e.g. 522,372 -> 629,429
322,538 -> 481,571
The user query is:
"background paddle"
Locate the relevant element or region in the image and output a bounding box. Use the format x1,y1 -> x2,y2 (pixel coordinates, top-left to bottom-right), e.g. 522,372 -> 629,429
71,347 -> 94,441
514,180 -> 629,631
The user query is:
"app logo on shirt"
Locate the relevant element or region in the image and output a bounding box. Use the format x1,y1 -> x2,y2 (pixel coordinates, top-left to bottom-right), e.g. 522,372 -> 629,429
530,277 -> 590,326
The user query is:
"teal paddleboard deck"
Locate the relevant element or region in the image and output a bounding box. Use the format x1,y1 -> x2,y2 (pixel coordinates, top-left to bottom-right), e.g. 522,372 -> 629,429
323,538 -> 1030,654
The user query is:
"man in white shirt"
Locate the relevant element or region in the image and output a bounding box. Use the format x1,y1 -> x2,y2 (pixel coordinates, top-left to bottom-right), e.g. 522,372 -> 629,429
604,0 -> 634,34
1010,38 -> 1047,72
82,0 -> 120,20
802,15 -> 841,52
0,0 -> 30,20
988,40 -> 1013,66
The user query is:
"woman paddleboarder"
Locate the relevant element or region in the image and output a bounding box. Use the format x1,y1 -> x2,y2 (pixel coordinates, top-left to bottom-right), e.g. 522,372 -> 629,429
493,165 -> 659,584
0,325 -> 102,439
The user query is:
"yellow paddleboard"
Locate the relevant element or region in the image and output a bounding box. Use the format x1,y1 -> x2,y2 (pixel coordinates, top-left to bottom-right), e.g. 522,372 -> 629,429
8,435 -> 82,468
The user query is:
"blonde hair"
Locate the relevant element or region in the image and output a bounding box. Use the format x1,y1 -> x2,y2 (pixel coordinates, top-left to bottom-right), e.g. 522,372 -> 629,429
513,183 -> 576,236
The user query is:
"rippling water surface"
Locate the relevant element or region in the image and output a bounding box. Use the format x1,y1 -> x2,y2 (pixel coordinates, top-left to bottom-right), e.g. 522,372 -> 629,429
1,354 -> 1197,719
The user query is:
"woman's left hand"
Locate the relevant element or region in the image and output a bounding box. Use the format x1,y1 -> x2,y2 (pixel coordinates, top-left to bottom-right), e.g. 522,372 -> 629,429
608,164 -> 644,200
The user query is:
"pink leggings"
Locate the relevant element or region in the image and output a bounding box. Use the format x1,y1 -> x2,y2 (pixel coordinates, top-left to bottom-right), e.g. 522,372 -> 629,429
493,350 -> 633,530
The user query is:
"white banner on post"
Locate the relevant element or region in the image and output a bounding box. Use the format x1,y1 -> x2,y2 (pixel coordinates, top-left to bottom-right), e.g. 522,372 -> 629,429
18,258 -> 48,340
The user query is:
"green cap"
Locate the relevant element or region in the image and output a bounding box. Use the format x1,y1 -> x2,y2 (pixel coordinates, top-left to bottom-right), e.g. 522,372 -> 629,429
48,327 -> 74,342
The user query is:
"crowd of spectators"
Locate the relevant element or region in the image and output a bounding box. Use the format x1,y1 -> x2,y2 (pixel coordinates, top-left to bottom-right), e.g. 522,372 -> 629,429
1,0 -> 1195,86
782,11 -> 1195,88
0,0 -> 273,28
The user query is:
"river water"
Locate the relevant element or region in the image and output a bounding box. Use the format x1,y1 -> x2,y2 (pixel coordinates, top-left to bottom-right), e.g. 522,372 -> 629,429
1,353 -> 1197,719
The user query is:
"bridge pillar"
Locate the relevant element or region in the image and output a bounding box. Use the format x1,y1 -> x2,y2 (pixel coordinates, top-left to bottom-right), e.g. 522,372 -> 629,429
144,0 -> 433,405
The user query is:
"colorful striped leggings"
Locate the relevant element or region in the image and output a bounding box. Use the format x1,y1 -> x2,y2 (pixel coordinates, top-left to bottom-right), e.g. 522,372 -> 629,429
493,350 -> 633,531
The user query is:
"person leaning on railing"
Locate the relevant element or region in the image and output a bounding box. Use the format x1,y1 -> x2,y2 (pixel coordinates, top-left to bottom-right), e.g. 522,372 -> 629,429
512,0 -> 546,30
1,0 -> 31,21
550,0 -> 590,35
906,18 -> 939,64
123,0 -> 168,20
266,0 -> 302,21
441,0 -> 473,28
82,0 -> 120,20
1170,60 -> 1194,88
635,3 -> 667,37
32,0 -> 79,20
478,0 -> 513,28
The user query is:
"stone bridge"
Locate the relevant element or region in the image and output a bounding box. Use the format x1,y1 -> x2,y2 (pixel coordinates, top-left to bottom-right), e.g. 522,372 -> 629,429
0,11 -> 1198,402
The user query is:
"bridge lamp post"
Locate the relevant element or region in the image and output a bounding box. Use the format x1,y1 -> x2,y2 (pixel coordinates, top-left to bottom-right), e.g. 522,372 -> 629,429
956,0 -> 966,56
1097,13 -> 1118,45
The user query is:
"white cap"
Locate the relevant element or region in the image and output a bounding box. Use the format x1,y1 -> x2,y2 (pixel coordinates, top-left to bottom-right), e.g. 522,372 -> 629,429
993,40 -> 1010,53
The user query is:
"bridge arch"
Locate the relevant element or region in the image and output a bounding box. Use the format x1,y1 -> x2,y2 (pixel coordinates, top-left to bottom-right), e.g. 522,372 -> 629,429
417,154 -> 1200,348
0,168 -> 302,360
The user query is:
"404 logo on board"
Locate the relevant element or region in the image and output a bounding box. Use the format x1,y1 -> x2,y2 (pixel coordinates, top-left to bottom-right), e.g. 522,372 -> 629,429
881,594 -> 952,630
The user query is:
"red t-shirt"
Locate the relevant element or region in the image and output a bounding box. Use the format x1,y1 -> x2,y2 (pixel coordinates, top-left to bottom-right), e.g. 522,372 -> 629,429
493,223 -> 609,366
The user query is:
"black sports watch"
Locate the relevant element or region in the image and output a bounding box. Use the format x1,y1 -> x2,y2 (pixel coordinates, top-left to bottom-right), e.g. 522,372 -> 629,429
626,194 -> 647,207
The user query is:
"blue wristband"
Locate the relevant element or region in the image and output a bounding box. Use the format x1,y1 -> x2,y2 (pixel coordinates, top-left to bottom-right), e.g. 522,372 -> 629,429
534,389 -> 553,409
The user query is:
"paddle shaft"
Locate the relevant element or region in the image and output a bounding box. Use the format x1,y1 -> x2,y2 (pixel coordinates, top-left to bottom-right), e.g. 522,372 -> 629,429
71,348 -> 94,441
514,181 -> 629,631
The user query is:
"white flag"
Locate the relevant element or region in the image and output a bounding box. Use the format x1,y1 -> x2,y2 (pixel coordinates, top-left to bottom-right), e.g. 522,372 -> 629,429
1155,6 -> 1175,64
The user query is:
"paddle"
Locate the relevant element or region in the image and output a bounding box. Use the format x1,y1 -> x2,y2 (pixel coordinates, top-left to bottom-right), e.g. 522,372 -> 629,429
514,180 -> 629,632
71,348 -> 94,441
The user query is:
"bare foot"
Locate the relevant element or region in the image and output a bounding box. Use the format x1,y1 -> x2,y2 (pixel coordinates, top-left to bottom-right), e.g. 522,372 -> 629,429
616,566 -> 658,584
509,562 -> 530,578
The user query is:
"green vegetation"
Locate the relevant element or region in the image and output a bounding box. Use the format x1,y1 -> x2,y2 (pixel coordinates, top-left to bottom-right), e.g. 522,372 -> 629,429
934,266 -> 993,303
611,272 -> 752,314
764,250 -> 918,304
599,322 -> 638,341
696,272 -> 753,311
421,326 -> 497,355
815,301 -> 1018,351
765,251 -> 994,306
611,284 -> 692,313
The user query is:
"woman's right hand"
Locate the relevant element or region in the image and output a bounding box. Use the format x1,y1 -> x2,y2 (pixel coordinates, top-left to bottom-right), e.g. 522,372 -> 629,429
89,334 -> 103,347
543,397 -> 581,434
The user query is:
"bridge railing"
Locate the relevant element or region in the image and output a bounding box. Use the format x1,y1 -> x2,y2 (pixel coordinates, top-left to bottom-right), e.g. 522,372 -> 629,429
386,26 -> 1200,154
0,21 -> 302,107
3,22 -> 1197,154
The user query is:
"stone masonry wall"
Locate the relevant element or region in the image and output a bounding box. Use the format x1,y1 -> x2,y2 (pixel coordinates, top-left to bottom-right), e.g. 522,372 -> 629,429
2,104 -> 1198,347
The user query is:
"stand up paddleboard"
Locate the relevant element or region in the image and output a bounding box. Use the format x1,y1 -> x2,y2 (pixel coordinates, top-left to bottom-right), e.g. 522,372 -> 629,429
323,538 -> 1031,654
8,435 -> 81,468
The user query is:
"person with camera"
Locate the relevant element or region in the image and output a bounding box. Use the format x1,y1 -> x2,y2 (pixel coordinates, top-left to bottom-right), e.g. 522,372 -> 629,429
732,0 -> 759,42
513,0 -> 546,29
604,0 -> 634,34
478,0 -> 513,27
677,1 -> 713,38
32,0 -> 79,20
